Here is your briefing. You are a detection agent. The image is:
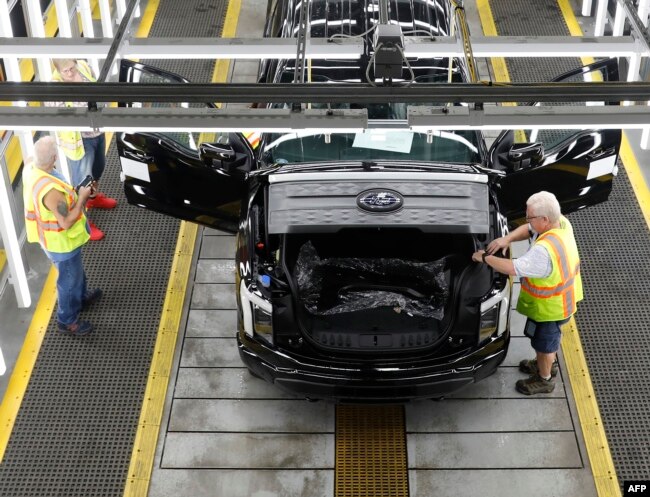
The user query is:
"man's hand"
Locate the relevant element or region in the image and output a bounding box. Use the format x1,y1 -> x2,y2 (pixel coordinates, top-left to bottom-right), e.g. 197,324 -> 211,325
487,237 -> 510,256
78,185 -> 93,203
472,250 -> 486,263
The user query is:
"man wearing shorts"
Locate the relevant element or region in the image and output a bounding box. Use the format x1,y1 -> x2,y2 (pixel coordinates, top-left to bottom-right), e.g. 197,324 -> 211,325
472,191 -> 583,395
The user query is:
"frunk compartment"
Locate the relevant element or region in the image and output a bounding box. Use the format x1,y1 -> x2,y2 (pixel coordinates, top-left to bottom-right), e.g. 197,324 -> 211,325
282,228 -> 476,351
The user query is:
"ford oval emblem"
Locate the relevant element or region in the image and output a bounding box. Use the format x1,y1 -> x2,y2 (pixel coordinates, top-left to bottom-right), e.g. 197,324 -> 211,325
356,189 -> 404,213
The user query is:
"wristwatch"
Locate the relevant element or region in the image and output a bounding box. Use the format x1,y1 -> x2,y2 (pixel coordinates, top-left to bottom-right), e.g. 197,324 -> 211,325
482,252 -> 488,264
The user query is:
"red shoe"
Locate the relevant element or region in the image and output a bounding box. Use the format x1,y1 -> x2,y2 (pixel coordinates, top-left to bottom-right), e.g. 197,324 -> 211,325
87,193 -> 117,209
89,221 -> 105,241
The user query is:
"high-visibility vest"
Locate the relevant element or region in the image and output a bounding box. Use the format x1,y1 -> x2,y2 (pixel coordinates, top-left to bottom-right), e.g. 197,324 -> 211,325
23,165 -> 90,253
52,60 -> 96,160
243,131 -> 261,149
516,216 -> 583,322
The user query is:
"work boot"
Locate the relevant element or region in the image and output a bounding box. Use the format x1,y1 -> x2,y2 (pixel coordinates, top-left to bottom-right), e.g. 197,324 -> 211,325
515,374 -> 555,395
89,221 -> 105,241
87,193 -> 117,209
58,320 -> 93,336
519,358 -> 559,378
82,288 -> 103,309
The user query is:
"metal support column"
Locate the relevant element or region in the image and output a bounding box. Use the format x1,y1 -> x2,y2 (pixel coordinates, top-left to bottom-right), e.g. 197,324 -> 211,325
23,0 -> 52,81
582,0 -> 594,16
98,0 -> 113,37
613,4 -> 626,35
51,0 -> 74,181
78,0 -> 100,74
115,0 -> 126,20
637,0 -> 650,148
595,0 -> 608,36
0,134 -> 31,309
54,0 -> 72,37
0,0 -> 35,175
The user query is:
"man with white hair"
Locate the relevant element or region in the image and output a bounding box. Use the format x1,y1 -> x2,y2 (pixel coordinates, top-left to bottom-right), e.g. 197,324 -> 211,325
23,136 -> 102,336
472,191 -> 583,395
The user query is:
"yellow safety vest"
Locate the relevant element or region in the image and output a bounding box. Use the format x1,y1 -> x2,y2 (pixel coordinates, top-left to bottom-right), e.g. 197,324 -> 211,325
516,217 -> 583,322
52,60 -> 96,160
23,165 -> 90,253
243,131 -> 261,149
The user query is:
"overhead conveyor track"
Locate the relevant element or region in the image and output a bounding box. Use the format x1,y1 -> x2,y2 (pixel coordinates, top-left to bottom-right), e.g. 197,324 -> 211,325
487,0 -> 650,488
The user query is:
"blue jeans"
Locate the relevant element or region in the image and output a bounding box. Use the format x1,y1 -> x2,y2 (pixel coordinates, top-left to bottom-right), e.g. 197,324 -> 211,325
52,250 -> 87,326
68,134 -> 106,187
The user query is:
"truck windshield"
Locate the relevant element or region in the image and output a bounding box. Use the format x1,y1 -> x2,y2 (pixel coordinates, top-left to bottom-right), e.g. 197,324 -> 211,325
261,129 -> 481,165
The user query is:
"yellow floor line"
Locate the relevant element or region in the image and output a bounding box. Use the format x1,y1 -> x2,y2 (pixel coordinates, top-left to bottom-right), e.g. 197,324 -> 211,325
123,0 -> 241,495
0,269 -> 57,462
122,222 -> 197,496
476,2 -> 622,496
135,0 -> 159,38
620,133 -> 650,230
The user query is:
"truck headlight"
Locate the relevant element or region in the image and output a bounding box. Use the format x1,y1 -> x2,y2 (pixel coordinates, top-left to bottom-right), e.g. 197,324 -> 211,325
253,304 -> 273,344
479,304 -> 499,343
240,280 -> 273,343
479,284 -> 510,343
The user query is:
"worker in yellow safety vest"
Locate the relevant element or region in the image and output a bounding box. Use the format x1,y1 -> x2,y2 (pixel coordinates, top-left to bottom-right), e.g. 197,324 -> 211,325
243,131 -> 261,150
50,58 -> 118,241
472,191 -> 583,395
23,136 -> 102,336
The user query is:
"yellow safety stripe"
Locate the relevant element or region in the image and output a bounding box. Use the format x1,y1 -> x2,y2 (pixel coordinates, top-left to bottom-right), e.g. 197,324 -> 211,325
123,0 -> 236,494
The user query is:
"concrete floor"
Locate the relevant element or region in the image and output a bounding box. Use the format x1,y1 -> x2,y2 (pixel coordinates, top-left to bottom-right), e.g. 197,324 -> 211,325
2,0 -> 650,495
144,230 -> 596,497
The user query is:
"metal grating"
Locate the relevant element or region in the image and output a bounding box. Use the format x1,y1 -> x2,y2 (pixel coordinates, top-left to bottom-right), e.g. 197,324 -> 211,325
490,0 -> 650,485
335,405 -> 408,497
0,0 -> 227,495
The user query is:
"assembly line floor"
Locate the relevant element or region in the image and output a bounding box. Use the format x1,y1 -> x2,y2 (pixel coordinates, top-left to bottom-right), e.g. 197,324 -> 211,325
1,0 -> 649,495
144,229 -> 596,497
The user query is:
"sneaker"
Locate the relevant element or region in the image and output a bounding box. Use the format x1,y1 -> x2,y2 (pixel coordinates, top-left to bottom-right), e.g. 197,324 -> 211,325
87,193 -> 117,209
519,358 -> 559,378
89,221 -> 105,241
58,320 -> 93,336
82,288 -> 103,308
516,374 -> 555,395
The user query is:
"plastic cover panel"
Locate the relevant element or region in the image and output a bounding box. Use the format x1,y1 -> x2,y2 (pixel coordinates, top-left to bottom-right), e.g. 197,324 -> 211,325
268,179 -> 489,234
295,241 -> 449,318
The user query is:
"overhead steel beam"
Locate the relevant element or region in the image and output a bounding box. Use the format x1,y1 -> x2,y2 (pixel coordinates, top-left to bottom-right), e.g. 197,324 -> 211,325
0,81 -> 649,103
408,104 -> 650,129
0,104 -> 649,131
0,36 -> 638,58
0,106 -> 368,131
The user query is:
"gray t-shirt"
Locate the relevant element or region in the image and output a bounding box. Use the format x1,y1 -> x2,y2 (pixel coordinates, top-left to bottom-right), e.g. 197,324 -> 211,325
513,225 -> 552,278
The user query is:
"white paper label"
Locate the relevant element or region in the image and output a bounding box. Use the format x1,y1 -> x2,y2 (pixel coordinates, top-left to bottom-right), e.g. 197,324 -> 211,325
587,155 -> 617,180
352,131 -> 414,154
119,156 -> 151,183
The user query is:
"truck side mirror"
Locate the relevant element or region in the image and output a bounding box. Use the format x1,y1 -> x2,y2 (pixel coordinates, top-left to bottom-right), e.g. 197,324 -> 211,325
199,143 -> 246,172
507,142 -> 544,171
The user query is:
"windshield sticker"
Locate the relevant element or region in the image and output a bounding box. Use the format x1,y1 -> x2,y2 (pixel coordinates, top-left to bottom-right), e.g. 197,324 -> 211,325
352,131 -> 414,154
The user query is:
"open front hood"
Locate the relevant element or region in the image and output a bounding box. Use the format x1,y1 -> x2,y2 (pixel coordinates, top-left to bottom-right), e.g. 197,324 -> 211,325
267,170 -> 490,234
